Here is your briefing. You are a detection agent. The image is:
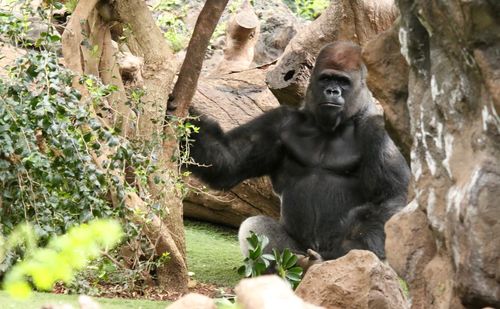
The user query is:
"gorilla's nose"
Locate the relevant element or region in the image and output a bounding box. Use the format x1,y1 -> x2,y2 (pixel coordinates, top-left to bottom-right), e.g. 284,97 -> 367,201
325,87 -> 342,98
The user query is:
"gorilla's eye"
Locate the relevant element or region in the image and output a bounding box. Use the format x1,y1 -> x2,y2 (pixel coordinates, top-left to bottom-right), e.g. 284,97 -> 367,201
336,76 -> 351,88
318,74 -> 333,82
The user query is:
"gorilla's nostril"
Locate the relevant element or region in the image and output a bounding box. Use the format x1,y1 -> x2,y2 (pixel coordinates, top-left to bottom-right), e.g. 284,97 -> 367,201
326,88 -> 341,96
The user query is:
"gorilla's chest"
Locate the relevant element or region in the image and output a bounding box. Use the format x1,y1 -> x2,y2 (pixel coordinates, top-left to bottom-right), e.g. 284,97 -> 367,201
280,121 -> 362,173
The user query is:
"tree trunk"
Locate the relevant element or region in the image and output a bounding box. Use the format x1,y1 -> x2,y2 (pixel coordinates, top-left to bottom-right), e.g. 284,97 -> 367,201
108,0 -> 187,291
62,0 -> 187,292
212,0 -> 259,75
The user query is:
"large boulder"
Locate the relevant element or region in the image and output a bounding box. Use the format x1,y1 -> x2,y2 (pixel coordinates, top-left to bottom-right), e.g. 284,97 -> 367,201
386,0 -> 500,307
295,250 -> 409,309
362,20 -> 412,161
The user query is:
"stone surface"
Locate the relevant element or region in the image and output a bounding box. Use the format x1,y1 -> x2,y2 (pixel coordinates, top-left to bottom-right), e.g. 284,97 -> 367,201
385,200 -> 437,309
362,20 -> 412,161
252,0 -> 303,65
167,293 -> 216,309
386,0 -> 500,307
235,275 -> 323,309
296,250 -> 409,309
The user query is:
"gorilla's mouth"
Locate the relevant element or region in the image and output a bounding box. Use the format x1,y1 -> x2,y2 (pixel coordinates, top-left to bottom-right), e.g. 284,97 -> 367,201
320,102 -> 343,108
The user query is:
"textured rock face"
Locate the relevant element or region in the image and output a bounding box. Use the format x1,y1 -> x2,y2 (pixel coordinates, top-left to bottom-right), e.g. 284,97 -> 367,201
386,0 -> 500,308
362,21 -> 412,161
296,250 -> 409,309
251,0 -> 302,65
235,275 -> 323,309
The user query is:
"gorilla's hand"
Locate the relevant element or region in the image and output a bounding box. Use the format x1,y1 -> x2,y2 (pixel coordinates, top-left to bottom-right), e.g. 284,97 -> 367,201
297,248 -> 324,272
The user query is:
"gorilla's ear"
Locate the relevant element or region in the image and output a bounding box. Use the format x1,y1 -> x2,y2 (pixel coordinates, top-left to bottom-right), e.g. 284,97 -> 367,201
360,63 -> 368,84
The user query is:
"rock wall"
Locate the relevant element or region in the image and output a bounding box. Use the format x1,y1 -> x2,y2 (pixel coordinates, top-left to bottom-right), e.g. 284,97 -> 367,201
386,0 -> 500,308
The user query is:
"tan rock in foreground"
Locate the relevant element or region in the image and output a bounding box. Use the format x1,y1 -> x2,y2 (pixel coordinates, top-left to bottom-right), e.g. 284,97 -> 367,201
167,293 -> 215,309
236,275 -> 323,309
296,250 -> 409,309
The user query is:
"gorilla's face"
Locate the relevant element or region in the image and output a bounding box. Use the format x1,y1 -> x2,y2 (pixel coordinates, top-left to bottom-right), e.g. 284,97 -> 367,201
308,69 -> 353,128
304,42 -> 367,131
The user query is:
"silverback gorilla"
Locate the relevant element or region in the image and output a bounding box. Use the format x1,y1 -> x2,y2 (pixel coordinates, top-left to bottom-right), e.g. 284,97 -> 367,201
186,41 -> 410,264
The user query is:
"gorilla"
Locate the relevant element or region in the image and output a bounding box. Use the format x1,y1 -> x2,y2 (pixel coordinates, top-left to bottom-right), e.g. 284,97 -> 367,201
186,41 -> 410,265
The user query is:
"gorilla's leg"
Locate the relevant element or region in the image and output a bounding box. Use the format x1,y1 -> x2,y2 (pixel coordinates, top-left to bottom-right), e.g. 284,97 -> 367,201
238,215 -> 304,256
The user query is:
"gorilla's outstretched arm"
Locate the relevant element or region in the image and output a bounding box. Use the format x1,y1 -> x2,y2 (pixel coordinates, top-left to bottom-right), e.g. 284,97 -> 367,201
187,107 -> 292,190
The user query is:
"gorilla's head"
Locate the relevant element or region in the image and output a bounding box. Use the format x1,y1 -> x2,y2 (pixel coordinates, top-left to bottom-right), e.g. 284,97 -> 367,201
304,41 -> 369,131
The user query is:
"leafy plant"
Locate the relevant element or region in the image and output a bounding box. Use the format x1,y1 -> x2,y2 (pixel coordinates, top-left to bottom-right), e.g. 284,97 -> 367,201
154,0 -> 190,52
284,0 -> 329,20
272,248 -> 303,289
1,219 -> 123,299
238,232 -> 303,288
237,232 -> 275,277
0,2 -> 179,294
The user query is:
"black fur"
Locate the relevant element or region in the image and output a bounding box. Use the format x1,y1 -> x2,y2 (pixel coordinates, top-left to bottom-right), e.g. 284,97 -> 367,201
187,41 -> 410,260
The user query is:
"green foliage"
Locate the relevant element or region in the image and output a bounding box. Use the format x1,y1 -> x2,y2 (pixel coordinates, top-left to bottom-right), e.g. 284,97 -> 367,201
64,0 -> 79,13
398,277 -> 410,298
154,0 -> 190,52
238,232 -> 303,288
0,3 -> 171,293
1,219 -> 123,299
0,4 -> 32,46
272,248 -> 303,289
237,232 -> 275,277
0,49 -> 133,247
285,0 -> 329,20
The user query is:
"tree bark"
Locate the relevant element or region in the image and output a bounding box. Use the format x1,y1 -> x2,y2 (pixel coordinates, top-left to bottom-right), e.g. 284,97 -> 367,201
212,0 -> 259,75
107,0 -> 189,291
184,67 -> 281,227
62,0 -> 188,292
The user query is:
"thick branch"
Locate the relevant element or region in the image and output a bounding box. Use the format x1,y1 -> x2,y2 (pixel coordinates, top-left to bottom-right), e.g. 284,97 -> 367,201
167,0 -> 230,118
61,0 -> 99,92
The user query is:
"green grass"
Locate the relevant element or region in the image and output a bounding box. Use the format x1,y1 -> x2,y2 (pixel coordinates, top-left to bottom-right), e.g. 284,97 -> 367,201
0,291 -> 168,309
0,220 -> 242,307
185,220 -> 242,287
